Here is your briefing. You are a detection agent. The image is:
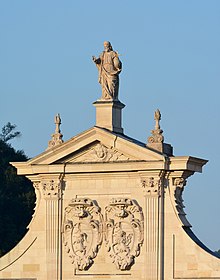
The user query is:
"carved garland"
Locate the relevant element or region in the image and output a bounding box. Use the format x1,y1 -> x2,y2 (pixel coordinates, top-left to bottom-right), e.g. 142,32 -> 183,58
63,198 -> 103,271
105,198 -> 144,270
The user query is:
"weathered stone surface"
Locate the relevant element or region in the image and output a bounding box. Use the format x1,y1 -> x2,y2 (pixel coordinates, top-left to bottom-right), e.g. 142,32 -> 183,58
2,124 -> 215,280
92,41 -> 122,101
147,109 -> 173,155
47,113 -> 63,149
105,198 -> 144,270
1,51 -> 219,280
63,198 -> 103,270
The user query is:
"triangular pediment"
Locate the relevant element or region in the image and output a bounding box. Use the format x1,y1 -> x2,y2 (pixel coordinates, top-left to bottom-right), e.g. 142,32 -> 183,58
27,127 -> 165,165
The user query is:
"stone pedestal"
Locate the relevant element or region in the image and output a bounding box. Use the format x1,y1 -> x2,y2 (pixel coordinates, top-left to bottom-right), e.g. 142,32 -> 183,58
93,100 -> 125,134
147,142 -> 173,156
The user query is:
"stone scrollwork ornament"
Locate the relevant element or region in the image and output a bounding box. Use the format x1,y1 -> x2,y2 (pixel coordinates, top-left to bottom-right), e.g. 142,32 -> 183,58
141,177 -> 162,195
173,177 -> 187,215
42,180 -> 61,198
63,198 -> 103,270
47,113 -> 63,150
69,143 -> 132,163
105,198 -> 144,270
147,109 -> 164,144
171,177 -> 191,227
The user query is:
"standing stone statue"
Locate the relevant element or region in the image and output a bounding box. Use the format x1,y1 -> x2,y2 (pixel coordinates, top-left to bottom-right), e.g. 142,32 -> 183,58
92,41 -> 122,101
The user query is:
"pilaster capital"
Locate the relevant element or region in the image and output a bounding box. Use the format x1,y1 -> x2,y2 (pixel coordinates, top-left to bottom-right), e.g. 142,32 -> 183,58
173,177 -> 187,189
41,179 -> 62,199
33,181 -> 40,190
141,177 -> 162,196
26,174 -> 64,200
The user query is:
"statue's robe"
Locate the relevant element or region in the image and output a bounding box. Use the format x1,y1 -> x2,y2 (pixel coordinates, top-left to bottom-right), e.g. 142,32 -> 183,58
97,51 -> 122,100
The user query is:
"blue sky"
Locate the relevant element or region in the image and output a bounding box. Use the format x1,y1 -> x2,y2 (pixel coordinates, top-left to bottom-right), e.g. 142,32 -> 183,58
1,1 -> 220,250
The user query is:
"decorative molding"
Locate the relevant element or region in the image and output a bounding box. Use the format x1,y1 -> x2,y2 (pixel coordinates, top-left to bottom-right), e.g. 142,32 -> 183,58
171,177 -> 191,227
63,198 -> 103,271
68,143 -> 135,163
147,109 -> 164,144
173,177 -> 186,188
173,177 -> 186,215
141,177 -> 162,195
105,198 -> 144,270
33,181 -> 40,190
47,113 -> 63,149
42,180 -> 61,198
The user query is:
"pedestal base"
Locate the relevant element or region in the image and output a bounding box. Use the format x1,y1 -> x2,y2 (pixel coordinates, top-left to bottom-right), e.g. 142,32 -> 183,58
93,100 -> 125,134
147,142 -> 173,156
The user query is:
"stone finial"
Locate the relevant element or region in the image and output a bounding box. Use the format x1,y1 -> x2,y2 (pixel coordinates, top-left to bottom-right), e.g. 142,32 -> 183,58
148,109 -> 164,144
147,109 -> 173,155
154,109 -> 161,130
55,114 -> 61,134
47,114 -> 63,149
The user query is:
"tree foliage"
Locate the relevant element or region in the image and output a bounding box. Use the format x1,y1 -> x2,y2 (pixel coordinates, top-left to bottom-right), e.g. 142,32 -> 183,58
0,122 -> 21,143
0,126 -> 35,257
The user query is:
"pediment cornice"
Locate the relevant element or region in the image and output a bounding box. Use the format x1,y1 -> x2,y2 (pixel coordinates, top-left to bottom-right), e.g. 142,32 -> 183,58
25,127 -> 165,165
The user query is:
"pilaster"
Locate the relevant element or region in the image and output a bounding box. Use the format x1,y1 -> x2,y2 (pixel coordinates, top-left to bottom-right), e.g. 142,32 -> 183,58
40,176 -> 63,280
140,174 -> 165,280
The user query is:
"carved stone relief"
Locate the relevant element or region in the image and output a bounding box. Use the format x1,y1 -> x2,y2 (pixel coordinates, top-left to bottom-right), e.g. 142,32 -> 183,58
47,113 -> 63,150
173,177 -> 187,215
147,109 -> 164,144
33,182 -> 40,190
63,198 -> 103,270
68,143 -> 136,163
172,177 -> 191,227
42,180 -> 61,198
141,177 -> 161,195
105,198 -> 144,270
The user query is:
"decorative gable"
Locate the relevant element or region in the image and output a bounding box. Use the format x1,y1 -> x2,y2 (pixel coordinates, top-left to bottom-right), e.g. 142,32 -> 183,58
24,127 -> 165,167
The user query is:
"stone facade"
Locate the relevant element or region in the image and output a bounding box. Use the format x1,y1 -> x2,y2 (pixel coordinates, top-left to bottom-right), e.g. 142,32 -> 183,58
1,78 -> 220,279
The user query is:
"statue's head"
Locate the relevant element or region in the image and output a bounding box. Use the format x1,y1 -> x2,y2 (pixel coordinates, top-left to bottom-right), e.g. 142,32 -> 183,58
103,41 -> 113,52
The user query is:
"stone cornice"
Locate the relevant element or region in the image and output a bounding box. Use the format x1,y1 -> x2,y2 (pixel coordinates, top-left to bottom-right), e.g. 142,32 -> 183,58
11,161 -> 165,175
18,127 -> 164,166
11,156 -> 207,177
169,156 -> 208,173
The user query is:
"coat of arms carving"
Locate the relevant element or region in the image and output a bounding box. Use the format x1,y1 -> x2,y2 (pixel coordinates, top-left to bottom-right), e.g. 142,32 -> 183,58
105,198 -> 144,270
63,198 -> 103,270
